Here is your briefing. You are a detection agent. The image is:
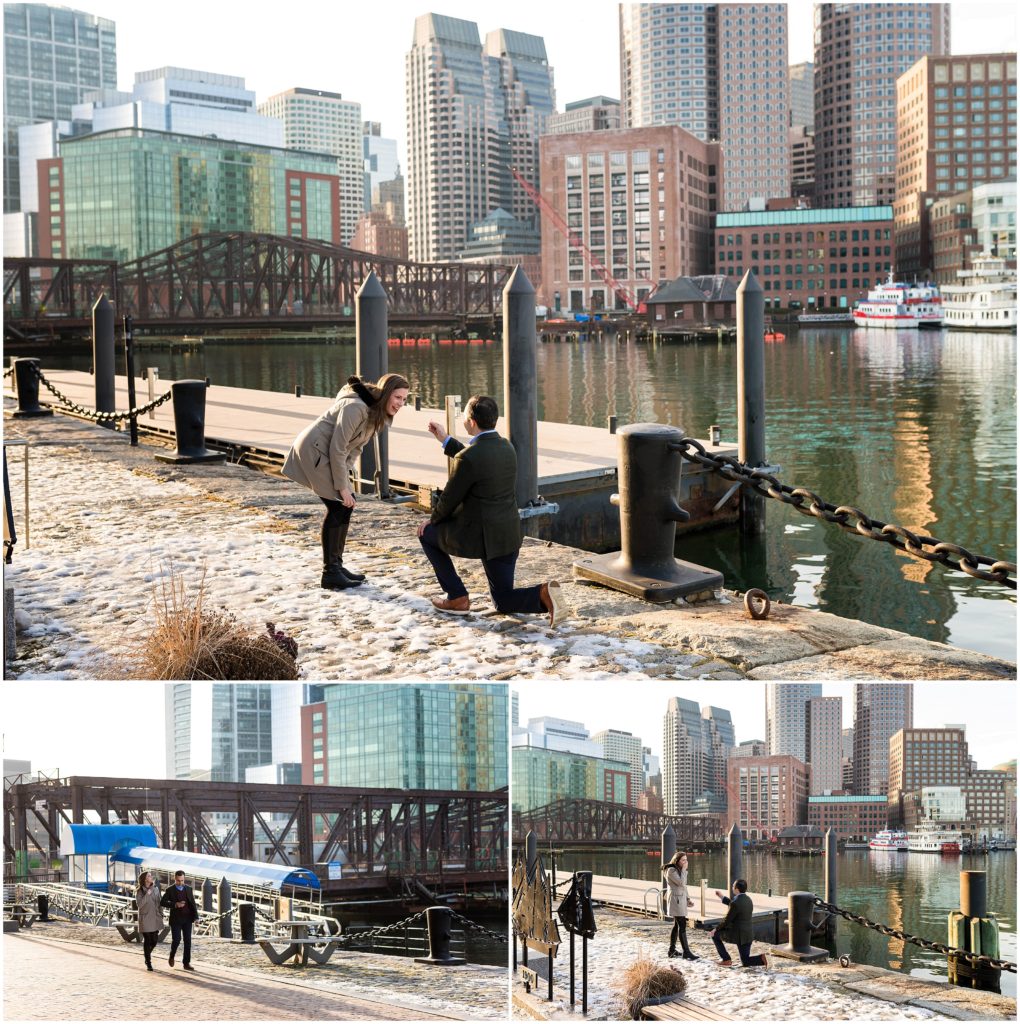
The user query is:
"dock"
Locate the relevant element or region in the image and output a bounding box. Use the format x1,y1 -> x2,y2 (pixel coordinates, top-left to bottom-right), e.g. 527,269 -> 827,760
22,369 -> 741,548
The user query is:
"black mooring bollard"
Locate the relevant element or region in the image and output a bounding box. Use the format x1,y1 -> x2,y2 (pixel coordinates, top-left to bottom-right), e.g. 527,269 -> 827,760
11,358 -> 53,417
356,270 -> 389,495
37,894 -> 49,920
92,294 -> 116,426
572,423 -> 723,601
154,381 -> 225,464
413,906 -> 466,965
202,877 -> 215,912
218,878 -> 233,939
502,266 -> 538,507
239,902 -> 256,943
727,824 -> 744,893
773,891 -> 828,963
949,870 -> 1001,992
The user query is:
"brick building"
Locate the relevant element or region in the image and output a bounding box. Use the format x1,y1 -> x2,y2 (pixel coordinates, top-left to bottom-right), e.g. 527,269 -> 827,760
808,794 -> 888,841
350,211 -> 408,261
714,206 -> 894,311
538,126 -> 720,313
727,754 -> 809,841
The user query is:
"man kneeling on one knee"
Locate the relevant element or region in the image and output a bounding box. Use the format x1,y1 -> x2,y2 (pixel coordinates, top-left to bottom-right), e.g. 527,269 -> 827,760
418,394 -> 567,626
710,879 -> 768,969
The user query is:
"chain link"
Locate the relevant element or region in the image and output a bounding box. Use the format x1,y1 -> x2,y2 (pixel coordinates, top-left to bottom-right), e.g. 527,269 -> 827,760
30,364 -> 173,423
3,365 -> 13,380
814,898 -> 1016,973
447,908 -> 508,943
672,438 -> 1016,589
340,909 -> 429,943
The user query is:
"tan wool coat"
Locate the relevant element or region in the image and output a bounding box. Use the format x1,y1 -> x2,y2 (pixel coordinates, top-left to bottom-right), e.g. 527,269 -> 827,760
281,385 -> 377,500
136,883 -> 163,933
663,864 -> 690,918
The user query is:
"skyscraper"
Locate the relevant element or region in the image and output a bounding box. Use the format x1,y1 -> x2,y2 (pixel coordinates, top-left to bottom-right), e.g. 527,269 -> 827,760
362,120 -> 399,214
591,728 -> 645,805
814,3 -> 950,209
258,87 -> 363,244
305,684 -> 507,792
619,2 -> 790,211
662,697 -> 733,815
405,14 -> 554,262
853,684 -> 914,796
3,3 -> 116,215
765,683 -> 822,762
806,695 -> 843,795
789,62 -> 815,130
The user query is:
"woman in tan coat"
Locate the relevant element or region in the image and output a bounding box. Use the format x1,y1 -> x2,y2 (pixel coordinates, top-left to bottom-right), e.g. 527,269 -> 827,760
283,373 -> 410,589
136,870 -> 163,971
663,851 -> 698,960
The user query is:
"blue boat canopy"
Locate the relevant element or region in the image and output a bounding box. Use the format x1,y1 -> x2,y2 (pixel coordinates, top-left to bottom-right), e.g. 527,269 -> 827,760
59,823 -> 159,856
111,846 -> 320,891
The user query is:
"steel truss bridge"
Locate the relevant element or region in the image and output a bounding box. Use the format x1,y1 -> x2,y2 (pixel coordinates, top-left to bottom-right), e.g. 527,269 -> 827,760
3,232 -> 513,337
4,775 -> 507,894
514,798 -> 721,848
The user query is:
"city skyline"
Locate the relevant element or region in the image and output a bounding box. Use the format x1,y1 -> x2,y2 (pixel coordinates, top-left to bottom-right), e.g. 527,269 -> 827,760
515,681 -> 1016,771
78,1 -> 1015,172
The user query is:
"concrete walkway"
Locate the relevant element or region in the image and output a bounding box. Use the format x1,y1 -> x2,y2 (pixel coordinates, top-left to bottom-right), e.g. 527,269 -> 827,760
3,406 -> 1014,680
3,932 -> 461,1020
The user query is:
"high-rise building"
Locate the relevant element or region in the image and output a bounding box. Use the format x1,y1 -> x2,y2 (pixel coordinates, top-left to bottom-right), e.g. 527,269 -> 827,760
789,126 -> 815,203
765,684 -> 822,762
929,181 -> 1018,285
853,684 -> 913,796
271,685 -> 324,764
304,684 -> 507,792
894,53 -> 1016,277
727,754 -> 809,839
166,683 -> 274,782
592,728 -> 645,806
39,130 -> 339,261
362,120 -> 399,214
258,87 -> 364,244
806,695 -> 842,795
841,726 -> 855,792
733,740 -> 766,758
619,3 -> 789,211
546,96 -> 621,135
512,745 -> 632,812
538,125 -> 720,312
405,14 -> 554,263
789,62 -> 815,130
814,3 -> 950,210
662,697 -> 733,815
376,172 -> 405,227
3,3 -> 116,215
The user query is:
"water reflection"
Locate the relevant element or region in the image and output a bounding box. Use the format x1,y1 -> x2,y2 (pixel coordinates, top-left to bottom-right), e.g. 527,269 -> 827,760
44,327 -> 1016,659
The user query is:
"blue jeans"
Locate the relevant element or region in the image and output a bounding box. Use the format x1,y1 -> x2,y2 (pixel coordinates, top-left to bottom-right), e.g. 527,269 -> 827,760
419,524 -> 543,613
712,932 -> 764,966
169,920 -> 192,965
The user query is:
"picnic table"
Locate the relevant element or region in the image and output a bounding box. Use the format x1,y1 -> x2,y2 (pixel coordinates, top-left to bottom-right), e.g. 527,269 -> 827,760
257,919 -> 342,967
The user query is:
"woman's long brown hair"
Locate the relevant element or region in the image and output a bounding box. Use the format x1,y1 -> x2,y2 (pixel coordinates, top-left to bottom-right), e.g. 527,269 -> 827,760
356,373 -> 410,434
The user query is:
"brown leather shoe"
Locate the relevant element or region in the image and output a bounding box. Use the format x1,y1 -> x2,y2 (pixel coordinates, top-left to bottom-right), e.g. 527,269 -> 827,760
539,581 -> 568,627
431,595 -> 471,615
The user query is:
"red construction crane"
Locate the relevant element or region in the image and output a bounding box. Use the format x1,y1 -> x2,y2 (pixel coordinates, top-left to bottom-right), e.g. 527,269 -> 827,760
509,165 -> 652,315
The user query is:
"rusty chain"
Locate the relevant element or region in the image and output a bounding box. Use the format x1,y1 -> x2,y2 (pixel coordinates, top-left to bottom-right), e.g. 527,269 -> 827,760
29,364 -> 173,423
447,908 -> 509,943
671,438 -> 1016,590
814,898 -> 1016,973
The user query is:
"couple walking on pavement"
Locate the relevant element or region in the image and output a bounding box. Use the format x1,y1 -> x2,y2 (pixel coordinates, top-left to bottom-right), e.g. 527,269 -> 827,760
136,869 -> 199,972
283,375 -> 568,627
663,854 -> 768,969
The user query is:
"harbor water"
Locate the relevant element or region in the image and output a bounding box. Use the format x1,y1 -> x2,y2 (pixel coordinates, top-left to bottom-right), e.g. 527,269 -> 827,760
552,847 -> 1016,996
42,324 -> 1017,660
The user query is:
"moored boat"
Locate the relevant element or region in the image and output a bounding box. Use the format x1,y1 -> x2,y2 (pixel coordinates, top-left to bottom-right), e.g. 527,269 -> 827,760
941,253 -> 1018,331
853,272 -> 943,328
868,829 -> 909,851
907,821 -> 963,854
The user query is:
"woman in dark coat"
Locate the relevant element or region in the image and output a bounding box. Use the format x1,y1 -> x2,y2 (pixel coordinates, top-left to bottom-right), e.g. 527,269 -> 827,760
136,870 -> 163,971
283,373 -> 409,589
662,851 -> 698,960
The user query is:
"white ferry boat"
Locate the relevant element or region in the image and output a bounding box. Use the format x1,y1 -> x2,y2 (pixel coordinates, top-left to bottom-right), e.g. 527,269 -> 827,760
868,829 -> 909,851
941,253 -> 1018,331
907,821 -> 962,854
852,272 -> 943,328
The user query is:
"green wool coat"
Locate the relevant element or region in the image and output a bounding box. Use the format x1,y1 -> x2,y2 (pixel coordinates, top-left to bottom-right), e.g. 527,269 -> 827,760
430,434 -> 523,560
719,891 -> 755,945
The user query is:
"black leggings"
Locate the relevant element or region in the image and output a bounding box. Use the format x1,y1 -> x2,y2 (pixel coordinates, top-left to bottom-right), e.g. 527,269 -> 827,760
321,497 -> 354,528
142,930 -> 159,964
669,916 -> 688,950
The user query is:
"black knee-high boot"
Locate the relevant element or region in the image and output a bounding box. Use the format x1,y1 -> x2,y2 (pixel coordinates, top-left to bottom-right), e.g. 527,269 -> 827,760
321,521 -> 358,590
679,917 -> 699,960
334,519 -> 365,583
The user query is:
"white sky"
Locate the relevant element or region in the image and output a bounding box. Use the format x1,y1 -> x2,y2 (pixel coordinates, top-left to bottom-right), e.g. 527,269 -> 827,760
516,681 -> 1018,769
86,0 -> 1017,168
2,680 -> 1015,780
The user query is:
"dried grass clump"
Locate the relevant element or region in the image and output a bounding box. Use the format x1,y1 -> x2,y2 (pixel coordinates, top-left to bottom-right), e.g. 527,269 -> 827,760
126,566 -> 298,680
618,956 -> 687,1020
